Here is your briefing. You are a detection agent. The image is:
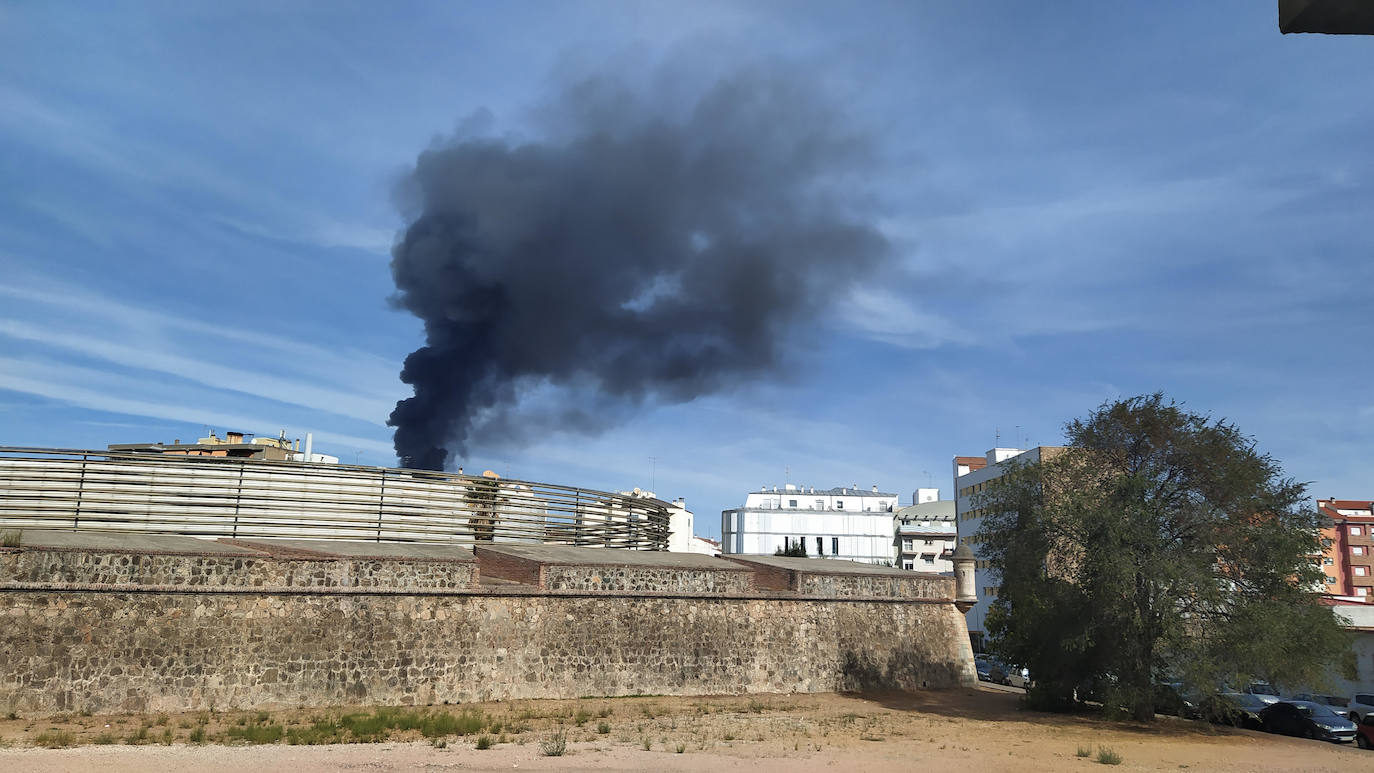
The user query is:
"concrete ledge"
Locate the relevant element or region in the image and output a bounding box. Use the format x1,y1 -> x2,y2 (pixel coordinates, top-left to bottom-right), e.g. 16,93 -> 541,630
220,538 -> 476,563
5,529 -> 267,557
724,555 -> 954,599
474,544 -> 753,593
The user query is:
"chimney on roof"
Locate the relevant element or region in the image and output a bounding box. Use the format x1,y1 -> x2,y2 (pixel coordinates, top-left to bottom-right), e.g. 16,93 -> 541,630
872,485 -> 878,493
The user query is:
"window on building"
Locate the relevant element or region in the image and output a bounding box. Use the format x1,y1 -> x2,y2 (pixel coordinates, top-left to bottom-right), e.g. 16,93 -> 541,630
836,499 -> 844,510
1355,546 -> 1367,556
831,537 -> 838,555
1324,557 -> 1335,565
816,537 -> 824,556
1358,587 -> 1370,597
903,539 -> 913,551
788,499 -> 797,508
922,555 -> 935,565
1323,538 -> 1334,548
1357,566 -> 1369,577
814,499 -> 823,510
924,539 -> 935,546
903,561 -> 914,570
1353,526 -> 1365,536
1326,576 -> 1338,584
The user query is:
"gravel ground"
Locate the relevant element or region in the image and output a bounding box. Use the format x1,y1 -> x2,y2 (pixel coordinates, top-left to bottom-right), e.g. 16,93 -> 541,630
1,687 -> 1368,772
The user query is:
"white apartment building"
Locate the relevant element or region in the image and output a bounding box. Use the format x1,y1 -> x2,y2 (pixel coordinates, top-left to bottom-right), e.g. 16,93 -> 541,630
894,487 -> 957,573
953,447 -> 1064,647
721,484 -> 898,563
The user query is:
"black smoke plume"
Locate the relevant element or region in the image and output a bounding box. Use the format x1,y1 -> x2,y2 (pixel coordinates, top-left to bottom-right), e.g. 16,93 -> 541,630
388,61 -> 890,469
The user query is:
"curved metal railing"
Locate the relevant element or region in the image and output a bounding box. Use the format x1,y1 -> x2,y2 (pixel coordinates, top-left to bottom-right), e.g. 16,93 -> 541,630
0,447 -> 670,549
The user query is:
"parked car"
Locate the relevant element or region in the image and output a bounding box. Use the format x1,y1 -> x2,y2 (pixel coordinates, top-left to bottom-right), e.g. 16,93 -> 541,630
1259,700 -> 1358,743
1154,682 -> 1201,719
1202,692 -> 1268,729
974,655 -> 1005,683
1347,693 -> 1374,723
1357,714 -> 1374,750
1236,683 -> 1281,706
1287,693 -> 1347,709
1005,664 -> 1031,689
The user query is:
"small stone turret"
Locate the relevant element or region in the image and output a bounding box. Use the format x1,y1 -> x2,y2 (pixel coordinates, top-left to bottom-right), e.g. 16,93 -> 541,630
951,544 -> 977,613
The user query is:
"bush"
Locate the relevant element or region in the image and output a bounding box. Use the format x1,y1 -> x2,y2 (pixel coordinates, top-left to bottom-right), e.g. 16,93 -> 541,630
596,721 -> 611,734
35,731 -> 75,748
475,735 -> 493,750
539,729 -> 567,757
1076,746 -> 1091,758
1096,747 -> 1122,765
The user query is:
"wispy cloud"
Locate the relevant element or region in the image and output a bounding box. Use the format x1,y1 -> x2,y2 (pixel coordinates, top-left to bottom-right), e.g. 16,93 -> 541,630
0,318 -> 394,425
0,356 -> 394,457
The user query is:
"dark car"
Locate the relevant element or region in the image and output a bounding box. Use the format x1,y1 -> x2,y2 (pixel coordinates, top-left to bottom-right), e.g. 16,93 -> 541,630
1202,692 -> 1268,729
1287,693 -> 1348,709
1259,700 -> 1358,743
973,655 -> 1005,683
1358,714 -> 1374,750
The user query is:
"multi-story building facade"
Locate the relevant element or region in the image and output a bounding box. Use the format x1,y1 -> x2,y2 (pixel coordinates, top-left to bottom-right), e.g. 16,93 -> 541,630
894,487 -> 956,573
953,447 -> 1065,648
1318,498 -> 1374,598
721,484 -> 898,563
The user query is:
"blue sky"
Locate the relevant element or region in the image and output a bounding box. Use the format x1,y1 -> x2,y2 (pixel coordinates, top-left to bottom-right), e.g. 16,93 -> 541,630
2,2 -> 1371,539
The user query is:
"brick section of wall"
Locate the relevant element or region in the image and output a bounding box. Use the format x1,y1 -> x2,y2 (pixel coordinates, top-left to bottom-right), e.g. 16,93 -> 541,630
0,549 -> 477,591
541,564 -> 751,593
0,590 -> 975,715
471,547 -> 542,586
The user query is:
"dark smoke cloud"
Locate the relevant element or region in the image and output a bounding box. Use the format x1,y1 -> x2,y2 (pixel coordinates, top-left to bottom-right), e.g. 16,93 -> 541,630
388,60 -> 891,470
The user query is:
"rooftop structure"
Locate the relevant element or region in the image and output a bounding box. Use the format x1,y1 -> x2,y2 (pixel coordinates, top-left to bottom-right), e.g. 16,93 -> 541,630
722,483 -> 899,564
108,428 -> 338,464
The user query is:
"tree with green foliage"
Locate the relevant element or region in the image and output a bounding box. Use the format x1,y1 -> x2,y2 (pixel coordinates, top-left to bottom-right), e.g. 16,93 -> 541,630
977,394 -> 1351,721
774,539 -> 807,557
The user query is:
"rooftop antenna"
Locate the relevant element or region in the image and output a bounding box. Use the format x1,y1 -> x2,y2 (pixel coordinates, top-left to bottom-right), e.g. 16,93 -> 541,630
785,464 -> 790,484
1015,425 -> 1021,449
994,426 -> 1000,446
649,456 -> 657,492
923,470 -> 932,488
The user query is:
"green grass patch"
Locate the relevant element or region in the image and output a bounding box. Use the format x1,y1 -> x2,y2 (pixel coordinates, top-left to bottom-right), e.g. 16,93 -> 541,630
34,731 -> 76,748
1076,746 -> 1091,758
93,733 -> 117,745
227,723 -> 285,744
1096,747 -> 1122,765
475,735 -> 493,750
597,721 -> 611,735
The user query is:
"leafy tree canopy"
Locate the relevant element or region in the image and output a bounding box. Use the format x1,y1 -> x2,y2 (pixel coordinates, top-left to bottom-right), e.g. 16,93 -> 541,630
977,393 -> 1352,720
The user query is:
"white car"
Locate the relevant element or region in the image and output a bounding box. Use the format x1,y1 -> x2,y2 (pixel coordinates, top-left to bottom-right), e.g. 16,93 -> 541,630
1006,665 -> 1031,689
1347,693 -> 1374,723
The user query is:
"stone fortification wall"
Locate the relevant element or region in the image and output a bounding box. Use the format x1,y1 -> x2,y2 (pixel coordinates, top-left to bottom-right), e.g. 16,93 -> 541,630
540,564 -> 751,593
0,546 -> 476,591
0,537 -> 976,716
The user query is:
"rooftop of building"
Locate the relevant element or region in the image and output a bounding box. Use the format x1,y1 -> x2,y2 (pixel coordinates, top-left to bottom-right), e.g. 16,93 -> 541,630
1319,499 -> 1374,520
749,485 -> 896,498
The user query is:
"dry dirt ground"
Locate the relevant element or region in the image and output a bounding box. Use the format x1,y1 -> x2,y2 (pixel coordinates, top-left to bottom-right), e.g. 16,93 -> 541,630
0,686 -> 1369,772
